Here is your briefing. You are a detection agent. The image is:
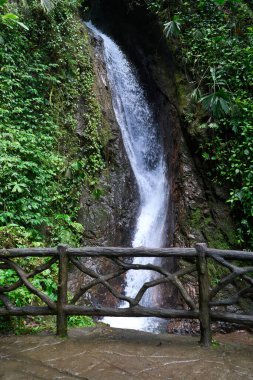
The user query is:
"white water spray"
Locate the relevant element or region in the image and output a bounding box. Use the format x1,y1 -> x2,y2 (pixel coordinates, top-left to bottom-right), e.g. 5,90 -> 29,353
87,22 -> 169,332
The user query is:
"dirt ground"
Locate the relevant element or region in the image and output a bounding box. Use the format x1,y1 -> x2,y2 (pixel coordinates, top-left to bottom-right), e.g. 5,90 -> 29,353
0,326 -> 253,380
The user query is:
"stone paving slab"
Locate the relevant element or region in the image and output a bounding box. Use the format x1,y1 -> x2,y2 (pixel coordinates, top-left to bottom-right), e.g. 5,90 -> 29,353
0,327 -> 253,380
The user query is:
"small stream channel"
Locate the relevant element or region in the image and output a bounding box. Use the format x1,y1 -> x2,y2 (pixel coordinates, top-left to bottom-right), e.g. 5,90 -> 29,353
87,22 -> 170,332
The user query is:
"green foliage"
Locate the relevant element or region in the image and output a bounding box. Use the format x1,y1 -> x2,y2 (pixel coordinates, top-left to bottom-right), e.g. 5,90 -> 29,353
198,67 -> 232,117
149,0 -> 253,247
40,0 -> 56,13
0,0 -> 102,333
0,225 -> 37,248
211,339 -> 220,348
164,16 -> 182,38
199,90 -> 231,118
0,0 -> 28,31
0,314 -> 95,334
68,315 -> 95,327
0,258 -> 58,307
146,1 -> 162,14
1,12 -> 28,30
12,316 -> 57,334
0,256 -> 95,333
0,0 -> 104,248
0,256 -> 57,333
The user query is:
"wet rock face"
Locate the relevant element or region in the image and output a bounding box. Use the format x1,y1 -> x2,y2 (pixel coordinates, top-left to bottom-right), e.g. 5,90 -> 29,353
173,137 -> 237,249
87,8 -> 178,247
69,3 -> 238,318
78,31 -> 138,247
70,29 -> 139,307
87,0 -> 237,250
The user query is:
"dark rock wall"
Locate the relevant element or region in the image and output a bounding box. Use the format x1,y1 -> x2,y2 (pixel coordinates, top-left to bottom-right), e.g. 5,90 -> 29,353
70,1 -> 237,311
86,0 -> 178,247
77,29 -> 138,247
80,0 -> 237,250
68,0 -> 239,318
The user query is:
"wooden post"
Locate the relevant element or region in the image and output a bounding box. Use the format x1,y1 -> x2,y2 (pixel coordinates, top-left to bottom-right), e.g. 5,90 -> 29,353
57,245 -> 68,337
196,243 -> 211,347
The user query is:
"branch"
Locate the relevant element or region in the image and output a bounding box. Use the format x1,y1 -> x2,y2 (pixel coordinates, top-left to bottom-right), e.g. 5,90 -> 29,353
132,277 -> 170,307
3,259 -> 56,310
71,267 -> 127,304
0,257 -> 57,293
172,277 -> 197,310
0,294 -> 15,311
210,287 -> 253,307
70,257 -> 135,306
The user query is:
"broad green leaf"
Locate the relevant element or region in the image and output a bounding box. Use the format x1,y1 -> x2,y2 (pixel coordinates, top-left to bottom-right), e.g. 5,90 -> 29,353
164,18 -> 182,38
2,13 -> 19,20
0,0 -> 7,6
40,0 -> 56,13
15,21 -> 29,30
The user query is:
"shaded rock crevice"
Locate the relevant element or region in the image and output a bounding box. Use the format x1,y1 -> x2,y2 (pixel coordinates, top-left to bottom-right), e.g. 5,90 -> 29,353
85,0 -> 237,250
77,28 -> 138,247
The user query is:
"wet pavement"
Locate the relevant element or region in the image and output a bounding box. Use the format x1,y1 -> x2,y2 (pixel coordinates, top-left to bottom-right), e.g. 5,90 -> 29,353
0,327 -> 253,379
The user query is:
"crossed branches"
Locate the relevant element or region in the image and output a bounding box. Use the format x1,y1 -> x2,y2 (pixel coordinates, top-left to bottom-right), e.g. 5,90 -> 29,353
0,248 -> 253,322
209,254 -> 253,307
0,258 -> 57,311
70,256 -> 197,310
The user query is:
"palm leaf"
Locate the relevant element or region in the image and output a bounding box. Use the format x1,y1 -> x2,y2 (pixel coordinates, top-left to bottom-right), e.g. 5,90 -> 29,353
164,17 -> 181,38
40,0 -> 55,13
191,88 -> 202,102
199,90 -> 231,118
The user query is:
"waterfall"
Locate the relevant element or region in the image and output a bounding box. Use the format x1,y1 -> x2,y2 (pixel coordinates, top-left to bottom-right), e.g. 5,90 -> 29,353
87,22 -> 169,332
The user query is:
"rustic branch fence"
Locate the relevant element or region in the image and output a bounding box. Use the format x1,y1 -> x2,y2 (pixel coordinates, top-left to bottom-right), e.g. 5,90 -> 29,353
0,243 -> 253,347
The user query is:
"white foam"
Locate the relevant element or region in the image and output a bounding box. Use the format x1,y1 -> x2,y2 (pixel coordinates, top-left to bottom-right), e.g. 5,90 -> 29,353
86,22 -> 169,332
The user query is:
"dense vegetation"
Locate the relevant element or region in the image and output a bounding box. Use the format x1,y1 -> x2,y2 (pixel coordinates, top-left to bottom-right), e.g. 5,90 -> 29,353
0,0 -> 252,333
0,0 -> 104,249
0,0 -> 103,331
1,0 -> 251,251
142,0 -> 253,248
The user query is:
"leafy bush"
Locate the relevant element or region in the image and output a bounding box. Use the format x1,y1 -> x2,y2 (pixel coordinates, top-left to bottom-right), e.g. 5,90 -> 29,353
0,0 -> 101,333
147,0 -> 253,247
68,315 -> 95,328
0,0 -> 104,248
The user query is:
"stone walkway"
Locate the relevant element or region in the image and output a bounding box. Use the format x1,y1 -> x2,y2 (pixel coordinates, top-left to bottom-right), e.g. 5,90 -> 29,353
0,327 -> 253,379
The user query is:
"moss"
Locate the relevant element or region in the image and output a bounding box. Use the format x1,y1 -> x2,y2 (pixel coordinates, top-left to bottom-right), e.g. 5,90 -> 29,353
0,1 -> 105,248
175,71 -> 207,139
99,117 -> 113,148
188,207 -> 236,250
207,259 -> 229,286
204,230 -> 230,250
175,72 -> 189,114
190,209 -> 202,229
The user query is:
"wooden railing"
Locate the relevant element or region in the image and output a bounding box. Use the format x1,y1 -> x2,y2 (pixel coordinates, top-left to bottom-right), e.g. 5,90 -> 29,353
0,243 -> 253,347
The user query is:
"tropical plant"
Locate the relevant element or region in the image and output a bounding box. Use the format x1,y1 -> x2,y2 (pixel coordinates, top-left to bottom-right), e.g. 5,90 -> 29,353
199,90 -> 231,118
40,0 -> 56,13
151,0 -> 253,246
0,0 -> 28,30
164,16 -> 182,38
0,0 -> 104,249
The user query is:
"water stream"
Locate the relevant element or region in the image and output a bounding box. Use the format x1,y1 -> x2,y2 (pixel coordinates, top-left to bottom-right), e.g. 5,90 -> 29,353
87,22 -> 169,332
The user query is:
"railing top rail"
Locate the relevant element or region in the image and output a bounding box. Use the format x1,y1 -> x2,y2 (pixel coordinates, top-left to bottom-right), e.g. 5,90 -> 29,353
0,246 -> 252,260
67,247 -> 197,257
206,248 -> 253,260
0,248 -> 58,258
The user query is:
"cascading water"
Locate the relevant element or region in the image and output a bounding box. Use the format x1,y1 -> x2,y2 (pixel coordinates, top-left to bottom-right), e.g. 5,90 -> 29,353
87,22 -> 169,332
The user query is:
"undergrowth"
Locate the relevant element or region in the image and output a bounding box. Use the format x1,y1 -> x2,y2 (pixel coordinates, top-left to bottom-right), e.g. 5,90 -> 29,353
0,0 -> 102,333
0,0 -> 104,248
144,0 -> 253,248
